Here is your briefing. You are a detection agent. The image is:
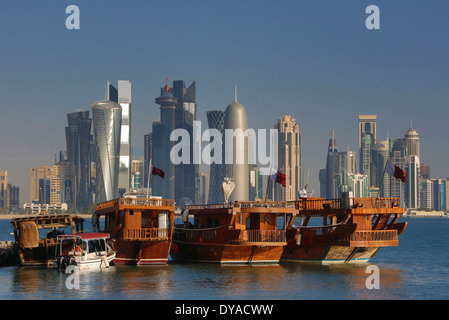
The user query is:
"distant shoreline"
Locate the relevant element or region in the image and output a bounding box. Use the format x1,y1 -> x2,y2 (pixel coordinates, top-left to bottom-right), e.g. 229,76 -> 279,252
0,214 -> 93,220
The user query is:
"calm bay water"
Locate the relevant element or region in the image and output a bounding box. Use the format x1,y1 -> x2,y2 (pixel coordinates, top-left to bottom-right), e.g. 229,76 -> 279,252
0,217 -> 448,300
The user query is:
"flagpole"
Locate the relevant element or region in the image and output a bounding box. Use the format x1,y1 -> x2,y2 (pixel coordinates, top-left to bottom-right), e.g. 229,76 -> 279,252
377,159 -> 389,199
146,158 -> 152,199
265,162 -> 274,202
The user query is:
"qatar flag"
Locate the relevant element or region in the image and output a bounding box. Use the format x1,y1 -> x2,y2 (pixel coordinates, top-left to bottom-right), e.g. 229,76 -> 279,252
151,166 -> 165,179
271,169 -> 286,187
386,160 -> 407,183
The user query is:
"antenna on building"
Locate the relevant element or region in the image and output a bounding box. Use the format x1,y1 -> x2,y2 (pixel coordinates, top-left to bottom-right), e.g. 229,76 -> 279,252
234,86 -> 237,102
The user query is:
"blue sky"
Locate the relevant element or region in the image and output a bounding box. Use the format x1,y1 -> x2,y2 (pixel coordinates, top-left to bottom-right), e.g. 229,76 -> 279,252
1,1 -> 448,203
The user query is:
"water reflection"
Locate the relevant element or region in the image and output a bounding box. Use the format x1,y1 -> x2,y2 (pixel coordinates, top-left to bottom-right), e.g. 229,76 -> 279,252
2,261 -> 405,300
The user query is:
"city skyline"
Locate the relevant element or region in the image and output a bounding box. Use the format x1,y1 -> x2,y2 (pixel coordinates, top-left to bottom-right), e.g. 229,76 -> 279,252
1,1 -> 448,204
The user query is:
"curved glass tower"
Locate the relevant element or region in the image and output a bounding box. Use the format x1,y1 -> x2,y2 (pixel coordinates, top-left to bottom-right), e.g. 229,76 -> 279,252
92,100 -> 122,203
206,110 -> 226,204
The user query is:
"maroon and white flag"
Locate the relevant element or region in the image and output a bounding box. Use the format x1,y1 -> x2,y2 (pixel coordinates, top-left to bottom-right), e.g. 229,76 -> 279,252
386,160 -> 407,183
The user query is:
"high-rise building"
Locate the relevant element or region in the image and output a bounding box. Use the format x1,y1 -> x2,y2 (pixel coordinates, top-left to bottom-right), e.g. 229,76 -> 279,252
433,179 -> 446,211
106,80 -> 132,196
0,171 -> 9,209
223,89 -> 249,202
358,115 -> 377,178
321,131 -> 356,199
371,140 -> 390,197
92,100 -> 122,203
50,162 -> 75,206
419,179 -> 433,209
152,79 -> 177,199
9,186 -> 19,211
389,138 -> 406,201
39,178 -> 51,204
65,110 -> 92,208
273,115 -> 301,201
405,127 -> 420,158
405,155 -> 420,209
344,173 -> 369,198
206,110 -> 226,204
30,166 -> 52,202
173,80 -> 198,204
420,163 -> 430,179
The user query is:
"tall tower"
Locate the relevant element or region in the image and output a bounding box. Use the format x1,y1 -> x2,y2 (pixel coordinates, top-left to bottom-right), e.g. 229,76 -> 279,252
405,127 -> 420,158
65,110 -> 92,208
30,166 -> 52,202
358,115 -> 377,178
274,115 -> 301,201
92,100 -> 122,203
106,80 -> 132,196
405,155 -> 420,209
206,110 -> 226,204
223,88 -> 249,202
371,140 -> 390,197
389,137 -> 406,201
173,80 -> 198,204
152,79 -> 177,199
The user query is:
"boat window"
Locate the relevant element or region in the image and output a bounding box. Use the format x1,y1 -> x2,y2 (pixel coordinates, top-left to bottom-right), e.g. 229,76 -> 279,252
88,239 -> 105,253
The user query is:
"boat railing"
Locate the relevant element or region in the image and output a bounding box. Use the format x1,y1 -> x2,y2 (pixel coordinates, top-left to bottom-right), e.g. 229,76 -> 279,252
187,201 -> 296,210
292,197 -> 401,211
336,230 -> 398,245
187,203 -> 236,210
119,198 -> 175,208
295,198 -> 342,211
123,228 -> 169,241
173,225 -> 229,241
349,230 -> 398,242
238,230 -> 286,243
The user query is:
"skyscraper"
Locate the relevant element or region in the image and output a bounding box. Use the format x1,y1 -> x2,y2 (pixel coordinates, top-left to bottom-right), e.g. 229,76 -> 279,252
321,131 -> 356,199
49,162 -> 75,206
92,100 -> 122,203
223,89 -> 249,202
206,110 -> 226,204
173,80 -> 198,204
389,138 -> 406,201
0,171 -> 9,209
65,110 -> 92,208
273,115 -> 301,201
371,140 -> 390,197
405,155 -> 420,209
30,166 -> 52,202
106,80 -> 132,196
152,79 -> 177,199
405,127 -> 420,158
358,115 -> 377,178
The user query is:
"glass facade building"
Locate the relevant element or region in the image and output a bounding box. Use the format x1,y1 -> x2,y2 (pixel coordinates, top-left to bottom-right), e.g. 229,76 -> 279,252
152,79 -> 177,200
206,110 -> 226,204
92,100 -> 122,203
173,80 -> 198,204
65,110 -> 92,208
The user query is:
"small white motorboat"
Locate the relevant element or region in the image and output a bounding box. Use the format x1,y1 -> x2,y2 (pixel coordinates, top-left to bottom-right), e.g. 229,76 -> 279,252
54,233 -> 116,270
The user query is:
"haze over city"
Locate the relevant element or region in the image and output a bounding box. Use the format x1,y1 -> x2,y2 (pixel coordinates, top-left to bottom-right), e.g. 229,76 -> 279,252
1,1 -> 448,204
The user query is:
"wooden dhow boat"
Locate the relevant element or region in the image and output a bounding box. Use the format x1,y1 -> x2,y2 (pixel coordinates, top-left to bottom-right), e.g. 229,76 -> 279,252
92,194 -> 175,265
11,214 -> 85,266
280,196 -> 407,264
170,201 -> 295,264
